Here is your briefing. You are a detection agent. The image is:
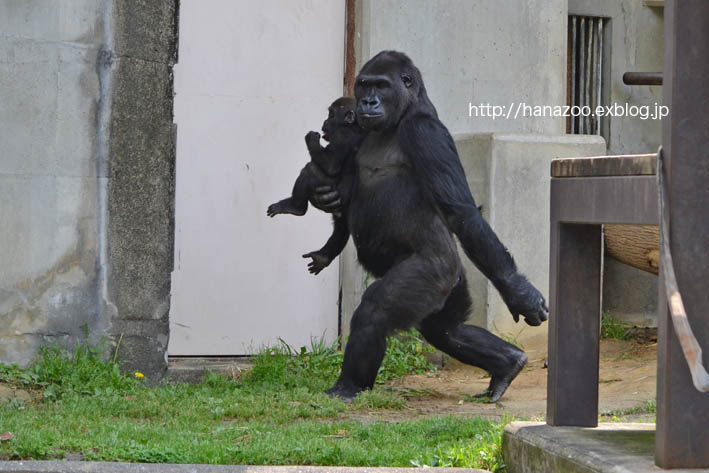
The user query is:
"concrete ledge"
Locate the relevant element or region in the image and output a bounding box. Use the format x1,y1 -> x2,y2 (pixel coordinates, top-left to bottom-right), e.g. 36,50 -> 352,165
0,462 -> 482,473
166,357 -> 253,384
502,422 -> 708,473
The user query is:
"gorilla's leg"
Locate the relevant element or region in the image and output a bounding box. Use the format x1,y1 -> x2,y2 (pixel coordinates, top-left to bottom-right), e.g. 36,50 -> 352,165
327,253 -> 459,401
418,275 -> 527,403
267,165 -> 320,217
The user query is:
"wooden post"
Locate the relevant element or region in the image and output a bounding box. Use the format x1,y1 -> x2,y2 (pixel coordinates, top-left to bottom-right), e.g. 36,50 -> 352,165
656,0 -> 709,467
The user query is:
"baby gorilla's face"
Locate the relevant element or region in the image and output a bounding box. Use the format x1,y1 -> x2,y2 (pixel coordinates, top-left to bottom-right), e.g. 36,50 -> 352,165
321,97 -> 358,143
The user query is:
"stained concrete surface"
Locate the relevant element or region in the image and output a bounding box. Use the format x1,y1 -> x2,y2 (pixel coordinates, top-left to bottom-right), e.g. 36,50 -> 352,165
503,422 -> 708,473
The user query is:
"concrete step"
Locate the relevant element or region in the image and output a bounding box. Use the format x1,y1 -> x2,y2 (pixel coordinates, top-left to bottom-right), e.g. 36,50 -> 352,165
166,357 -> 253,384
502,422 -> 708,473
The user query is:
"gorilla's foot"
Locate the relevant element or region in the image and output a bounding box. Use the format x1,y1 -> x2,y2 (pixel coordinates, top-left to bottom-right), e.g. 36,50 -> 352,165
266,200 -> 306,218
474,353 -> 528,403
325,384 -> 363,403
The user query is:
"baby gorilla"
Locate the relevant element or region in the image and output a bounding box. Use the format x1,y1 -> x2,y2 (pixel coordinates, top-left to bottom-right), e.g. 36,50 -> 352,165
267,97 -> 366,274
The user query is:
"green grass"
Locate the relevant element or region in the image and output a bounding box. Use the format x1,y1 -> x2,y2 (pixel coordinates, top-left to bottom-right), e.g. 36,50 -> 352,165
0,333 -> 506,470
600,399 -> 657,422
600,314 -> 634,341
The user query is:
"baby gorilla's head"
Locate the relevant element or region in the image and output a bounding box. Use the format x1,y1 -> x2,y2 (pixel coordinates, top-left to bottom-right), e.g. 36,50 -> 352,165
321,97 -> 363,144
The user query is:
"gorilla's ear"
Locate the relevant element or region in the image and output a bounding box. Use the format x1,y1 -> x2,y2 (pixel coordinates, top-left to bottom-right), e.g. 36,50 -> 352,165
344,110 -> 356,124
400,73 -> 413,88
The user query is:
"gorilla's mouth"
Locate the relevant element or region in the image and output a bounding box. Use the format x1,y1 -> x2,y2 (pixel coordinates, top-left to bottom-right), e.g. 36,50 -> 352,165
360,113 -> 383,118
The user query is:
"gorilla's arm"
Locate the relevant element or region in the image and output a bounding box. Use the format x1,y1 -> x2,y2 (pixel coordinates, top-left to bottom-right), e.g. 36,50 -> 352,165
400,114 -> 548,326
306,131 -> 344,176
302,216 -> 349,275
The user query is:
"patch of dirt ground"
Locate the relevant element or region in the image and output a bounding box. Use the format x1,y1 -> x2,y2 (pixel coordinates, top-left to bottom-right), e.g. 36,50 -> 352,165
353,337 -> 657,423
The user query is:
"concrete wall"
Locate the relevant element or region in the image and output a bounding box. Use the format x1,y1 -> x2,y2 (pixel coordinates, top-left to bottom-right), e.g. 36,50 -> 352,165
0,1 -> 107,365
342,0 -> 572,339
353,0 -> 567,136
569,0 -> 663,326
342,0 -> 663,337
0,1 -> 177,379
457,134 -> 605,346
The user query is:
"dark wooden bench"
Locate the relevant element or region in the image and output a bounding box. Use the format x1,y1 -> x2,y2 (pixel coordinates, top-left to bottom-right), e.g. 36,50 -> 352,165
546,153 -> 658,427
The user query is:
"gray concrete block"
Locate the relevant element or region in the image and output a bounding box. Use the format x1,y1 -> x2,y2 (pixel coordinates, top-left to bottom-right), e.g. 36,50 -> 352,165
109,57 -> 175,179
0,1 -> 103,45
602,256 -> 658,327
503,422 -> 705,473
111,319 -> 170,381
0,174 -> 103,365
107,174 -> 173,321
113,0 -> 178,65
0,39 -> 61,176
456,134 -> 606,346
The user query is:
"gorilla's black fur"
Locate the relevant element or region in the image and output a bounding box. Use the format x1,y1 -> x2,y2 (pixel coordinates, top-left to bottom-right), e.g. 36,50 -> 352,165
268,97 -> 366,274
312,51 -> 548,402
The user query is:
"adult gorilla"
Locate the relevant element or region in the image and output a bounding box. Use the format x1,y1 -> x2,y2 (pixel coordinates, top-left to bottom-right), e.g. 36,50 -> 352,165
312,51 -> 548,402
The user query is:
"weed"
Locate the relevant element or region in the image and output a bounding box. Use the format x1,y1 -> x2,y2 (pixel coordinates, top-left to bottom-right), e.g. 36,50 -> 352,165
411,416 -> 510,471
600,399 -> 657,422
601,314 -> 633,341
0,339 -> 504,467
0,344 -> 139,400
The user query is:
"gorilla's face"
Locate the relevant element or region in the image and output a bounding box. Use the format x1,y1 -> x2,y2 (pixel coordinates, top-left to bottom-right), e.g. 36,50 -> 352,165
322,97 -> 357,143
354,52 -> 418,131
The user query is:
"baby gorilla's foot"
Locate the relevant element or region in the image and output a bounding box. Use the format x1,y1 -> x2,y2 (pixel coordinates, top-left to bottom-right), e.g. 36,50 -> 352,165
266,199 -> 306,217
325,383 -> 363,403
473,353 -> 528,403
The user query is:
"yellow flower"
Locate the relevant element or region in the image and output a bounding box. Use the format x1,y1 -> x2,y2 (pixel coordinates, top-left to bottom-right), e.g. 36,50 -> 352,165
134,372 -> 145,378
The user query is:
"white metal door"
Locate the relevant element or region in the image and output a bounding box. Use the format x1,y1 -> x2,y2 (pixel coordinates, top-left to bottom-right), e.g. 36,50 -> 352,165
169,1 -> 345,355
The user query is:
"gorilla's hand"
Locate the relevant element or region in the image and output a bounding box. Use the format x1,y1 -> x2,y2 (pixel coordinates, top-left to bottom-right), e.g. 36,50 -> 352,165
501,273 -> 549,326
302,251 -> 332,275
305,131 -> 322,153
310,186 -> 342,213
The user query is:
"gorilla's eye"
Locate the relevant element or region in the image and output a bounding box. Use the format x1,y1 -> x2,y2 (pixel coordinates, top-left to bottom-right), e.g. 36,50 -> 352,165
400,73 -> 413,88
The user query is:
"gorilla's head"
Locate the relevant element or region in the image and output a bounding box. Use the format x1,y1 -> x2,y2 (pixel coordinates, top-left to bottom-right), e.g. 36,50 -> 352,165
354,51 -> 434,131
321,96 -> 358,143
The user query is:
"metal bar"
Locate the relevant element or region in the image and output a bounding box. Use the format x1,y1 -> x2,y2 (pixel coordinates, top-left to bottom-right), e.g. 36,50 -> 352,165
623,72 -> 663,86
589,18 -> 597,135
570,16 -> 577,134
578,17 -> 585,134
585,18 -> 592,134
596,19 -> 603,135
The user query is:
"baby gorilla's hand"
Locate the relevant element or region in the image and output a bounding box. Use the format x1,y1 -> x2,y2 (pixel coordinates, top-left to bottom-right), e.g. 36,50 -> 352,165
302,251 -> 332,275
305,131 -> 322,152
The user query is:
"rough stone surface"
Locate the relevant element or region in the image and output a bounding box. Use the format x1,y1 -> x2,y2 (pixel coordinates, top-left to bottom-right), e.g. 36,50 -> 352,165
503,422 -> 707,473
105,6 -> 177,379
113,0 -> 178,65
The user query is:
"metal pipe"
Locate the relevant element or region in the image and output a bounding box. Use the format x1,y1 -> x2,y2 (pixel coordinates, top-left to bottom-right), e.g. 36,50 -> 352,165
579,17 -> 585,134
596,20 -> 603,135
570,16 -> 577,134
623,72 -> 663,86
